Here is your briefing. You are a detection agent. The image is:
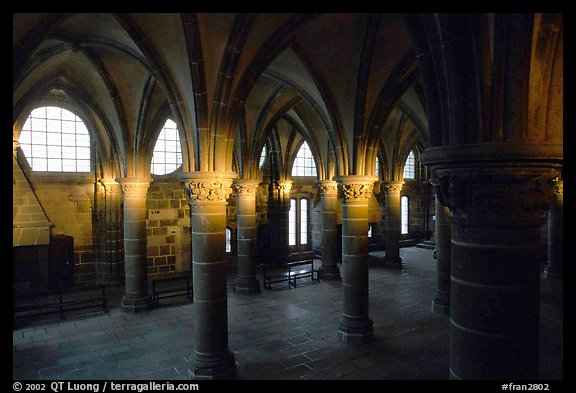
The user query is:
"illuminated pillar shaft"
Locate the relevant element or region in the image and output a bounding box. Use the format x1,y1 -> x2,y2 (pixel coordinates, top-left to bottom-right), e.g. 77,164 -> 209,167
317,180 -> 340,279
335,175 -> 376,344
117,178 -> 153,312
233,179 -> 261,294
382,181 -> 404,268
268,180 -> 292,264
545,180 -> 563,279
183,173 -> 236,380
431,177 -> 451,315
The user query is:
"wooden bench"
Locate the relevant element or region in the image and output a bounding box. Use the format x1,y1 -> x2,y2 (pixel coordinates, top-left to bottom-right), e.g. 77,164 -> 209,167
152,274 -> 193,306
13,284 -> 108,320
261,260 -> 320,289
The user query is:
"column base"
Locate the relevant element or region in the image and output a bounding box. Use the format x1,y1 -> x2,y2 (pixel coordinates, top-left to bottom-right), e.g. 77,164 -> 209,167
234,278 -> 261,294
187,351 -> 237,380
382,256 -> 403,269
337,316 -> 374,344
432,297 -> 450,315
319,264 -> 341,280
121,295 -> 153,313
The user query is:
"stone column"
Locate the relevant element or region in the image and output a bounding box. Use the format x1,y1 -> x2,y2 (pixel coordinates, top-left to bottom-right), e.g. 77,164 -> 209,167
98,178 -> 123,286
182,173 -> 237,380
233,179 -> 261,294
430,177 -> 451,315
423,145 -> 559,380
117,177 -> 153,312
268,180 -> 292,264
335,175 -> 376,344
545,179 -> 563,279
317,180 -> 340,279
382,181 -> 404,268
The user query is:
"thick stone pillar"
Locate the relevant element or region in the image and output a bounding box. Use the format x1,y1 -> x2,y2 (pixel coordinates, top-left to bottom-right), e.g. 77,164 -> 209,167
423,145 -> 560,380
335,175 -> 376,344
382,181 -> 404,268
182,173 -> 237,380
545,179 -> 563,279
268,180 -> 292,264
430,177 -> 451,315
233,179 -> 261,294
317,180 -> 340,279
97,178 -> 123,286
117,177 -> 153,312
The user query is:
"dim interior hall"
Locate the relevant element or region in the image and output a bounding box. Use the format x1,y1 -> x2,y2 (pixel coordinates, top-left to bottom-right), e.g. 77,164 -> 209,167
12,13 -> 563,381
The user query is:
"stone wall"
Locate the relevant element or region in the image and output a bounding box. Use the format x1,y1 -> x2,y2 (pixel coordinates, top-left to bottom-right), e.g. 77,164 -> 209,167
13,154 -> 51,247
401,180 -> 430,241
32,177 -> 96,284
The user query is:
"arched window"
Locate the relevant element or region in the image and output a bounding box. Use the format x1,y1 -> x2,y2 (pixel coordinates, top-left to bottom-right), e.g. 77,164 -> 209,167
291,141 -> 317,177
259,145 -> 267,168
19,106 -> 91,172
289,198 -> 309,246
226,228 -> 232,253
368,224 -> 373,237
375,156 -> 379,177
403,151 -> 415,179
401,196 -> 409,235
151,119 -> 182,175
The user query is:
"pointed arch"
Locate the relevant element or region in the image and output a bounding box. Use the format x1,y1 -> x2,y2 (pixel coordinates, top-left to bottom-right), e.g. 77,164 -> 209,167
364,50 -> 419,176
113,13 -> 196,172
354,13 -> 381,175
13,74 -> 124,178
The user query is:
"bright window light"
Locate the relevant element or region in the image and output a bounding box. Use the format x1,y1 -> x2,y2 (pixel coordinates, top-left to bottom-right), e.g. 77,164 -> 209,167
291,141 -> 317,177
19,106 -> 91,172
151,119 -> 182,175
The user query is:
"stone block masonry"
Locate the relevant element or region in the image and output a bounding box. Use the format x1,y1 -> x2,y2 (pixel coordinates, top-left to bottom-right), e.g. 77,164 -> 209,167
32,180 -> 96,285
146,181 -> 191,276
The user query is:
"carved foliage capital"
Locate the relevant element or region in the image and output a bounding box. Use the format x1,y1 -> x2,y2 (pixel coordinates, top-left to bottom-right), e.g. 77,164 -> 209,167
117,178 -> 152,198
553,180 -> 563,195
338,183 -> 374,201
317,180 -> 338,195
185,178 -> 232,203
435,169 -> 556,222
382,182 -> 404,193
274,180 -> 293,193
233,180 -> 260,197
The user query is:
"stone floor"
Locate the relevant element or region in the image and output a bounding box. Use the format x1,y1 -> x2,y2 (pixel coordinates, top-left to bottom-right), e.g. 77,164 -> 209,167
12,247 -> 563,381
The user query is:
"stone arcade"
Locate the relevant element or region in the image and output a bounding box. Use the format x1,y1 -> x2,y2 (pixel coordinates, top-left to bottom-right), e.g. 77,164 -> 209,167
12,13 -> 562,381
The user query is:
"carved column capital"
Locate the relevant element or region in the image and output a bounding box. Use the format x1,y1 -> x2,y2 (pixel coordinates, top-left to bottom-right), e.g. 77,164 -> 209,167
233,179 -> 260,197
429,176 -> 448,207
185,178 -> 233,203
181,172 -> 236,204
274,180 -> 293,193
553,180 -> 563,195
116,177 -> 153,198
316,180 -> 338,196
335,175 -> 377,202
434,168 -> 556,223
382,181 -> 404,194
421,143 -> 562,224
